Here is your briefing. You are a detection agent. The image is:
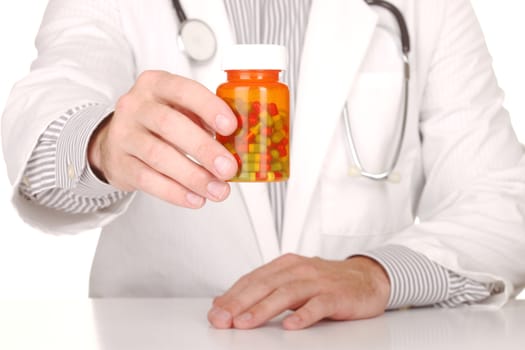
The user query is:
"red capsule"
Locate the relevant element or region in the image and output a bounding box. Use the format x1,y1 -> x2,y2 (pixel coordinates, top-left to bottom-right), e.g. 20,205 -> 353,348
255,172 -> 268,181
262,127 -> 273,136
251,101 -> 262,114
246,131 -> 256,143
277,144 -> 287,157
248,112 -> 259,127
268,103 -> 279,116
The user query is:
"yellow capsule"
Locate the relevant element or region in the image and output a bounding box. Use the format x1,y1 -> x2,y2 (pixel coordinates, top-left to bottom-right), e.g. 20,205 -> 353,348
248,144 -> 267,153
245,162 -> 271,172
270,149 -> 280,160
259,111 -> 270,125
266,115 -> 274,127
266,172 -> 276,181
250,123 -> 261,134
274,120 -> 284,131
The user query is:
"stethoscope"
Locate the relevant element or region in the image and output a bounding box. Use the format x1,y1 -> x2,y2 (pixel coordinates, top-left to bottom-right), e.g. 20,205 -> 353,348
172,0 -> 410,182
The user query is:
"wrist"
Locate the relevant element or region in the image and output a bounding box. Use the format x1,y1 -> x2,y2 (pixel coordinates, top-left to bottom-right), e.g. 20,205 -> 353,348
87,113 -> 112,183
347,256 -> 391,307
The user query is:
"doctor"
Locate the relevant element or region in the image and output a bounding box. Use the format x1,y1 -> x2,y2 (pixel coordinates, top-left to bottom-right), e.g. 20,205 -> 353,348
2,0 -> 525,330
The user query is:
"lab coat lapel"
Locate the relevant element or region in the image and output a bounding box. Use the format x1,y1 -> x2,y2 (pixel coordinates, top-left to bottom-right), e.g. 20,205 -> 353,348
281,0 -> 378,254
182,0 -> 280,262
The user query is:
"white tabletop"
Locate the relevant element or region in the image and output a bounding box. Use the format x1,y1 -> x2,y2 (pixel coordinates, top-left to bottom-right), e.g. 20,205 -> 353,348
1,298 -> 523,350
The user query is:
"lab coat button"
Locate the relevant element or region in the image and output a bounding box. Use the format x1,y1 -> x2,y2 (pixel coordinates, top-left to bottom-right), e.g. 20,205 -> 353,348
493,284 -> 503,294
348,166 -> 360,177
22,176 -> 30,187
388,172 -> 401,183
67,164 -> 76,179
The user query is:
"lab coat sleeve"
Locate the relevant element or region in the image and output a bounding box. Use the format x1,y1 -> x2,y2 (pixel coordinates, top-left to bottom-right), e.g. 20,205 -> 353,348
1,0 -> 137,234
385,0 -> 525,307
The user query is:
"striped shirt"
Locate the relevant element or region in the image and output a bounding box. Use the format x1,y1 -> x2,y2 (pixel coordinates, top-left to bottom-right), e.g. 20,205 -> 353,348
19,0 -> 493,309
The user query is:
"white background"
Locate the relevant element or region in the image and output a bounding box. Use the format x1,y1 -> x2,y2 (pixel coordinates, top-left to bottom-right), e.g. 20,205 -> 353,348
0,1 -> 524,299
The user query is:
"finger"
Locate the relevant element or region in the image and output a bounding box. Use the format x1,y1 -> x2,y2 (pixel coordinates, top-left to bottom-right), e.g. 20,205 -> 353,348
232,280 -> 321,329
210,255 -> 316,329
122,155 -> 206,208
283,294 -> 338,330
125,130 -> 230,202
138,71 -> 238,135
139,102 -> 238,181
213,254 -> 304,308
211,266 -> 298,325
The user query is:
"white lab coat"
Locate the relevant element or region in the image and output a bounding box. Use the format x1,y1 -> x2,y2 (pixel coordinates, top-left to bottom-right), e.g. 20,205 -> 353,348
2,0 -> 524,304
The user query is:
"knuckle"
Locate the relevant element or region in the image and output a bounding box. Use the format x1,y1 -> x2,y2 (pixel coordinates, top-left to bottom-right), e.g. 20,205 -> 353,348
293,262 -> 319,278
274,285 -> 295,300
194,141 -> 215,163
115,93 -> 136,114
237,274 -> 252,286
280,253 -> 301,264
137,70 -> 163,85
298,305 -> 315,321
187,167 -> 210,190
212,296 -> 223,307
223,298 -> 244,315
154,109 -> 173,135
143,141 -> 164,168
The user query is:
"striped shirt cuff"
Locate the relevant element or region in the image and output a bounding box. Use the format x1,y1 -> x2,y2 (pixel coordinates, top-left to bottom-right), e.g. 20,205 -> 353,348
363,245 -> 449,309
20,103 -> 125,212
55,103 -> 117,197
361,245 -> 492,309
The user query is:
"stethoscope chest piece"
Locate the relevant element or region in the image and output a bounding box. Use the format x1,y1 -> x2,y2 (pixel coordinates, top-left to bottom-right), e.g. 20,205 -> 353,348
178,19 -> 217,62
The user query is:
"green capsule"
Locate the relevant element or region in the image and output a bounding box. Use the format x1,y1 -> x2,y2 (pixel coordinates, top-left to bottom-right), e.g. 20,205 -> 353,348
235,172 -> 256,182
271,131 -> 284,144
271,162 -> 283,171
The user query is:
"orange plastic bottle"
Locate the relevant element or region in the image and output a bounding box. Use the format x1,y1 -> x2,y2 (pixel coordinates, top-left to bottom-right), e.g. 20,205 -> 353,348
216,45 -> 289,182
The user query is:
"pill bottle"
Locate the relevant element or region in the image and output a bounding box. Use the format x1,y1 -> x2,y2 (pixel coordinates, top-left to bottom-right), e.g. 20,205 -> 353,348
216,44 -> 289,182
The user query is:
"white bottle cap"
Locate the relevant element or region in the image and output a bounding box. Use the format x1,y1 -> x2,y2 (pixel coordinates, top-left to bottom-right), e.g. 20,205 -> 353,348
222,44 -> 287,71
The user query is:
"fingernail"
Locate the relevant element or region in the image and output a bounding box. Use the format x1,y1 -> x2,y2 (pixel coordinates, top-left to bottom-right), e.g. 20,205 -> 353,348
207,181 -> 229,200
210,307 -> 232,322
214,156 -> 235,178
236,312 -> 253,322
215,114 -> 233,135
186,192 -> 204,207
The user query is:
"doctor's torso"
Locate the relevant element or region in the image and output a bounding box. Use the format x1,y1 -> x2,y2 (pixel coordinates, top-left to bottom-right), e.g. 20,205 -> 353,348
89,0 -> 438,297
